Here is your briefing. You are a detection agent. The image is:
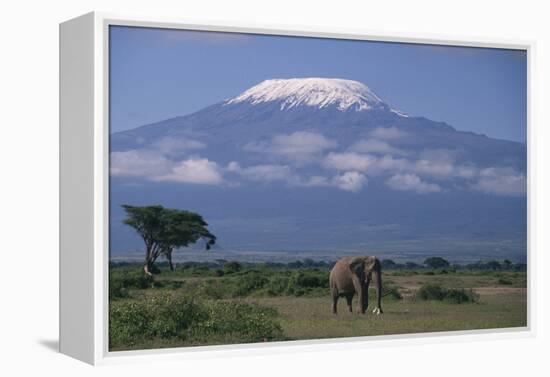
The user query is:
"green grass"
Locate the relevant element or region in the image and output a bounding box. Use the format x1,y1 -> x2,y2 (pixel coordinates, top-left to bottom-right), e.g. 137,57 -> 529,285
259,291 -> 526,340
108,264 -> 527,351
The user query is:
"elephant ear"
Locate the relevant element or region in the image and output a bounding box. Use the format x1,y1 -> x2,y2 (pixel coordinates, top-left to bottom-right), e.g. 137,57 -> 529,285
348,257 -> 365,274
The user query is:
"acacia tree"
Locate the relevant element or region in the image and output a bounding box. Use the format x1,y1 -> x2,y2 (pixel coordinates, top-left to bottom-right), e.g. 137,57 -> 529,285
122,205 -> 216,275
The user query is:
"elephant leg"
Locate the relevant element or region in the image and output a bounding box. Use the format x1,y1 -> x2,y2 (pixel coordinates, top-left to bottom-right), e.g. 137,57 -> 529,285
331,289 -> 338,314
345,293 -> 353,313
352,277 -> 366,314
364,279 -> 371,313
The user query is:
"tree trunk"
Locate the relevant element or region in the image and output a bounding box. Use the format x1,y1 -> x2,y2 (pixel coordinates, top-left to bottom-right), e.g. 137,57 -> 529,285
143,243 -> 154,275
144,258 -> 154,276
166,250 -> 175,271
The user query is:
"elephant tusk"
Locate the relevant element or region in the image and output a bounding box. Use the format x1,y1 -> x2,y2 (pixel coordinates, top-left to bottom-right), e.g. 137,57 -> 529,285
372,307 -> 381,315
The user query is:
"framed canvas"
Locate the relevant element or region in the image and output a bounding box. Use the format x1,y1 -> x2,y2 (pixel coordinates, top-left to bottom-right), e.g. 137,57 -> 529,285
59,12 -> 533,365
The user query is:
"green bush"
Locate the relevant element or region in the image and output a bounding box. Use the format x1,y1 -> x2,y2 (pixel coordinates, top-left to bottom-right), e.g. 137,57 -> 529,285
233,272 -> 269,296
109,295 -> 207,348
497,277 -> 513,285
417,283 -> 478,304
193,301 -> 284,343
109,268 -> 155,299
291,270 -> 329,289
109,278 -> 130,299
444,288 -> 479,304
380,282 -> 403,300
223,261 -> 242,274
417,283 -> 447,300
109,295 -> 283,349
265,275 -> 291,296
197,279 -> 235,299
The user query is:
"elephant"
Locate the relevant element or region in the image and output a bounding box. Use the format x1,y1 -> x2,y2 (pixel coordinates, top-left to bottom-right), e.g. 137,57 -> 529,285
329,256 -> 383,315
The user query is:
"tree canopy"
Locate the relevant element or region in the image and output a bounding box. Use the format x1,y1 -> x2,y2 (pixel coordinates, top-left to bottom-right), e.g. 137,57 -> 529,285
423,257 -> 450,269
122,205 -> 216,274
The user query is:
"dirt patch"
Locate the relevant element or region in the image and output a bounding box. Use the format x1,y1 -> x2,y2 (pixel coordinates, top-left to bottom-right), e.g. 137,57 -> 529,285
474,287 -> 526,295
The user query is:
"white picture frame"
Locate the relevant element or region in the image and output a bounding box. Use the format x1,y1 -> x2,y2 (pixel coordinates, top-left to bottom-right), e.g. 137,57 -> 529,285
59,11 -> 534,365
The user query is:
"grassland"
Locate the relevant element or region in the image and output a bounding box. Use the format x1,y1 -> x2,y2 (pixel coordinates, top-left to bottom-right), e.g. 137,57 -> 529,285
109,262 -> 527,351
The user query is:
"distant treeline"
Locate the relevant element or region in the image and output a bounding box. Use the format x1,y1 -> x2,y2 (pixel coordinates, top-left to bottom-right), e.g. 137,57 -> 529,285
110,257 -> 527,272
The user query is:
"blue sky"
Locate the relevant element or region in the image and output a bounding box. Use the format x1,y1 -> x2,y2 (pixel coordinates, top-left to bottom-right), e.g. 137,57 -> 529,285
109,25 -> 527,142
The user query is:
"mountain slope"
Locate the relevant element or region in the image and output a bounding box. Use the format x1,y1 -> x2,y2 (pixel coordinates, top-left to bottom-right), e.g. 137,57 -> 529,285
109,78 -> 527,261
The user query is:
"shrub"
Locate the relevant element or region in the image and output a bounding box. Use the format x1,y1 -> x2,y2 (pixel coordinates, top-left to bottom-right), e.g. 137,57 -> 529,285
498,277 -> 513,285
194,301 -> 284,343
109,295 -> 207,348
444,288 -> 479,304
416,283 -> 478,304
109,268 -> 155,299
380,282 -> 403,300
109,278 -> 130,299
290,270 -> 329,289
265,275 -> 291,296
233,272 -> 269,296
223,261 -> 242,274
424,257 -> 450,269
197,279 -> 234,299
417,283 -> 447,301
109,295 -> 284,349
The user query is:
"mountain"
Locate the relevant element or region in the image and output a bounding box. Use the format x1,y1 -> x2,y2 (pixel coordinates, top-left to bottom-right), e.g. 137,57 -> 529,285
110,78 -> 527,262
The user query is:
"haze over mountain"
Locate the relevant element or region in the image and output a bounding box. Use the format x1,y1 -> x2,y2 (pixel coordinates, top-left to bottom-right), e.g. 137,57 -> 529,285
110,78 -> 527,263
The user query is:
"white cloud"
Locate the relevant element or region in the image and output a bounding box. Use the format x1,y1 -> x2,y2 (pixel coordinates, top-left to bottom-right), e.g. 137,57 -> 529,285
230,163 -> 295,183
369,155 -> 413,174
471,168 -> 526,196
154,158 -> 223,185
110,150 -> 172,177
386,174 -> 441,194
414,149 -> 457,178
111,150 -> 223,185
298,171 -> 367,192
350,139 -> 406,155
415,159 -> 455,178
332,171 -> 368,192
369,126 -> 408,140
245,131 -> 336,164
228,161 -> 367,192
323,152 -> 375,172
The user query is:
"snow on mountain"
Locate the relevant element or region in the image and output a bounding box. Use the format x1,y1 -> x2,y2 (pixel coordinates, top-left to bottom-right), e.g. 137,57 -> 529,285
225,78 -> 405,115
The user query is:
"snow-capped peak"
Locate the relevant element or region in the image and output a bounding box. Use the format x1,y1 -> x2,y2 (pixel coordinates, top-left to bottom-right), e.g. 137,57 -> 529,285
225,78 -> 405,115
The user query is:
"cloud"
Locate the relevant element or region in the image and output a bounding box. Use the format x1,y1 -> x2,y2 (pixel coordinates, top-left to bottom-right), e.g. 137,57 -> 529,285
386,174 -> 442,194
413,149 -> 457,178
323,152 -> 375,172
369,127 -> 408,140
111,150 -> 223,185
369,155 -> 413,174
332,171 -> 368,192
154,158 -> 223,184
415,159 -> 455,178
228,161 -> 367,192
245,131 -> 336,164
471,168 -> 526,196
110,150 -> 172,177
228,162 -> 295,183
350,139 -> 407,155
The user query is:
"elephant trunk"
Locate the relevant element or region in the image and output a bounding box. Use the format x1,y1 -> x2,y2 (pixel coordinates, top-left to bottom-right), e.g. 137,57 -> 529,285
374,265 -> 383,314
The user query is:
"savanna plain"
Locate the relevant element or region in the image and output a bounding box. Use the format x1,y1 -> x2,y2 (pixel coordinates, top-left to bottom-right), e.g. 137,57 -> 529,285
109,259 -> 527,351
